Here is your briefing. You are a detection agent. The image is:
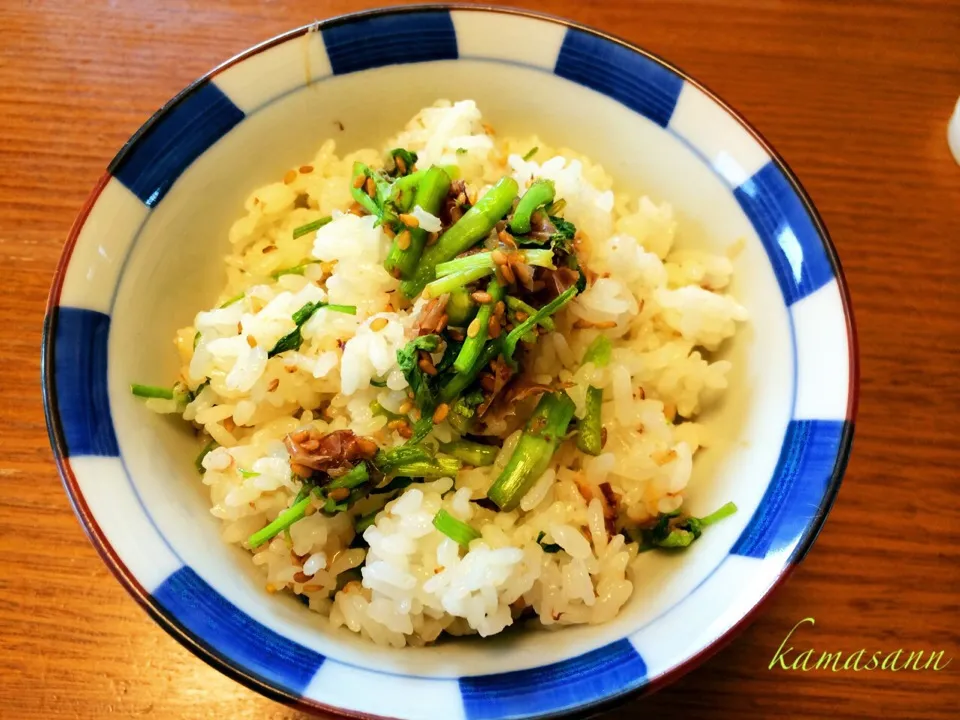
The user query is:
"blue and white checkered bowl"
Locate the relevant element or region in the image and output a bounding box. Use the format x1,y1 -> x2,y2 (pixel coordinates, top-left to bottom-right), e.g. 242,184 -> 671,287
42,6 -> 858,718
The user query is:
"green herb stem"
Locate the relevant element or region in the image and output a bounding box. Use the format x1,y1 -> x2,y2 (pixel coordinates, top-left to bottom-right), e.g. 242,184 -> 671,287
433,509 -> 480,547
509,179 -> 556,235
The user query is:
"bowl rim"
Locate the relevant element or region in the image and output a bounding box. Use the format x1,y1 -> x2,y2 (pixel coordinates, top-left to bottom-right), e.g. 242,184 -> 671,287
42,3 -> 859,718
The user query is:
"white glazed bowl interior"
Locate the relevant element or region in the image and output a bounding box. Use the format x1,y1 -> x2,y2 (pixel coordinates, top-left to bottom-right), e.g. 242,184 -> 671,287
46,7 -> 855,719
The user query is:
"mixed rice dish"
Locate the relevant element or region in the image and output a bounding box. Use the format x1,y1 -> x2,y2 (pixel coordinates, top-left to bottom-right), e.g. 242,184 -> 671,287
134,100 -> 748,647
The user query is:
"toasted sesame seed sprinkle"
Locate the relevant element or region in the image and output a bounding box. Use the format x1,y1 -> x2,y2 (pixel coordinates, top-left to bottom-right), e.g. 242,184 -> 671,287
467,318 -> 482,338
396,230 -> 411,251
299,165 -> 314,174
246,335 -> 257,347
370,317 -> 388,332
283,169 -> 297,184
399,401 -> 413,415
399,213 -> 419,228
491,249 -> 507,265
471,291 -> 493,304
364,177 -> 376,197
432,403 -> 450,424
352,174 -> 366,189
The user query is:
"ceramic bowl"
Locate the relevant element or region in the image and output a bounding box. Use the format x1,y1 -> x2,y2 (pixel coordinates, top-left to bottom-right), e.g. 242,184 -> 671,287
42,5 -> 857,719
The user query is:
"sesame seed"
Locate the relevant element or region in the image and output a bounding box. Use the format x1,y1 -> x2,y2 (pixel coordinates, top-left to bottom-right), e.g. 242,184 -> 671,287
383,224 -> 396,239
299,165 -> 314,174
262,244 -> 278,253
399,401 -> 413,415
514,310 -> 528,322
397,423 -> 413,439
432,403 -> 450,424
283,170 -> 297,184
328,487 -> 350,502
387,419 -> 407,430
352,174 -> 366,189
246,335 -> 257,347
268,378 -> 280,392
491,249 -> 507,265
370,317 -> 388,332
467,318 -> 482,338
398,213 -> 419,228
365,177 -> 376,197
396,230 -> 411,250
426,232 -> 439,246
494,301 -> 505,318
471,291 -> 492,304
395,155 -> 407,174
488,315 -> 501,339
418,356 -> 438,376
293,571 -> 311,583
500,262 -> 516,285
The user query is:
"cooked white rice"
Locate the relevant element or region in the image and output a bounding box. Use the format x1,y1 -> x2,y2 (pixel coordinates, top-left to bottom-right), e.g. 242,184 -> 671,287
158,100 -> 747,646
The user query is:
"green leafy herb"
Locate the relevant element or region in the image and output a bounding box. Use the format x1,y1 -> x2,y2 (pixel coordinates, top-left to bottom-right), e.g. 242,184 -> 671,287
548,215 -> 577,253
292,216 -> 333,239
370,379 -> 388,388
269,301 -> 356,357
238,468 -> 260,479
195,440 -> 218,474
396,334 -> 442,415
632,502 -> 738,551
522,146 -> 539,161
389,148 -> 419,176
456,147 -> 467,155
536,531 -> 562,553
433,509 -> 480,547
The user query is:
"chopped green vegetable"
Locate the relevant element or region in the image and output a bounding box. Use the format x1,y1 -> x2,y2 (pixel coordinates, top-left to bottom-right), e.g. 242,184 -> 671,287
433,509 -> 480,547
438,340 -> 501,404
375,444 -> 435,473
454,278 -> 503,374
487,391 -> 576,510
292,216 -> 333,239
423,266 -> 494,299
536,531 -> 562,553
325,462 -> 369,491
509,179 -> 555,235
385,166 -> 451,280
506,296 -> 555,332
272,260 -> 320,279
269,301 -> 356,357
195,440 -> 218,474
576,386 -> 604,456
582,335 -> 612,367
456,147 -> 467,155
435,248 -> 555,277
247,493 -> 315,548
522,146 -> 539,161
445,288 -> 477,327
389,455 -> 461,479
370,379 -> 388,388
502,286 -> 578,366
401,176 -> 520,298
193,331 -> 201,349
447,390 -> 484,435
439,439 -> 499,467
389,148 -> 418,176
632,502 -> 739,551
355,510 -> 379,533
576,336 -> 612,456
238,468 -> 260,479
130,384 -> 174,400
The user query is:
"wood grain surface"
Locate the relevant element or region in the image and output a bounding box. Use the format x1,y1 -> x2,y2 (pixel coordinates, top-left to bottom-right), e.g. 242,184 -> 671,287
2,0 -> 959,718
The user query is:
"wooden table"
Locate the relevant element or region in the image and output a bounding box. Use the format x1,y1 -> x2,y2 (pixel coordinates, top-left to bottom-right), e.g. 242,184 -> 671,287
2,1 -> 958,718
